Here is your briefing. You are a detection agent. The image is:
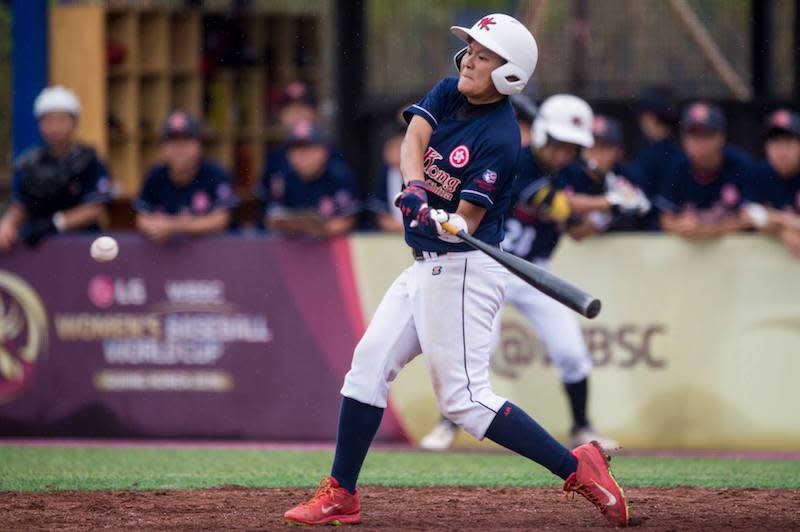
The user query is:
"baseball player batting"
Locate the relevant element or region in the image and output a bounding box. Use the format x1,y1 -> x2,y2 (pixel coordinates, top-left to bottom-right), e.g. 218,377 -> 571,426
283,13 -> 628,528
422,95 -> 634,452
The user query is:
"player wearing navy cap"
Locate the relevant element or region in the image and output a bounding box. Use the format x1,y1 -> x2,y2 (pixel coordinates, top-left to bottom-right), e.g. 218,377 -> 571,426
284,15 -> 628,528
742,109 -> 800,257
257,120 -> 359,237
656,101 -> 754,238
135,110 -> 239,243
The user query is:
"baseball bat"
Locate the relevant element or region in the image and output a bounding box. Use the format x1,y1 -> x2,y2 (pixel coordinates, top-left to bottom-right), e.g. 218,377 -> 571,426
441,221 -> 602,319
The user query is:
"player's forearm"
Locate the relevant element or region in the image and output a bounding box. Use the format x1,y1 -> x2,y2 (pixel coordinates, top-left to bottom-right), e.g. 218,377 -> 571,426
61,203 -> 106,231
456,200 -> 486,234
400,117 -> 433,185
1,203 -> 28,231
567,220 -> 599,241
174,209 -> 230,236
567,194 -> 611,215
323,215 -> 357,237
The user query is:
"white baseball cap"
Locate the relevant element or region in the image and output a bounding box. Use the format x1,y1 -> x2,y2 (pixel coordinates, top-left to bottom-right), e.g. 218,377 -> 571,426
532,94 -> 594,148
451,14 -> 538,96
34,85 -> 81,118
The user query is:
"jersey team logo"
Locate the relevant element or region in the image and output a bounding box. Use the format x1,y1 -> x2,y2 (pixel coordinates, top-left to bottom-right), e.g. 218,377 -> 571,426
482,169 -> 497,184
449,145 -> 470,168
0,271 -> 49,404
721,184 -> 740,206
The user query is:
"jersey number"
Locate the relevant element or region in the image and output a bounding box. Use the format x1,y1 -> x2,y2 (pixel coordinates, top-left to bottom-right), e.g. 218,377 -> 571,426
503,219 -> 536,257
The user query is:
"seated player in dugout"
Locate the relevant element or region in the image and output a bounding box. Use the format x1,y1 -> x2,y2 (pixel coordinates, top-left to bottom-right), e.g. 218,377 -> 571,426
264,81 -> 321,175
0,86 -> 112,252
559,114 -> 652,237
257,121 -> 359,238
632,85 -> 680,225
740,109 -> 800,258
134,110 -> 239,244
655,102 -> 755,239
368,123 -> 406,233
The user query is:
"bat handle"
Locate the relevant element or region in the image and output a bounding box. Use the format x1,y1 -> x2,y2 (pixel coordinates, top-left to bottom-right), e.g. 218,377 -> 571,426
440,220 -> 462,236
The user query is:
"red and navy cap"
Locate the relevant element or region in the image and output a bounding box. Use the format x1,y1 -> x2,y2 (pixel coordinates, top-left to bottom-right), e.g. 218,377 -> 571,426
764,108 -> 800,139
681,102 -> 726,134
162,110 -> 202,140
592,115 -> 624,146
285,120 -> 328,147
279,80 -> 317,108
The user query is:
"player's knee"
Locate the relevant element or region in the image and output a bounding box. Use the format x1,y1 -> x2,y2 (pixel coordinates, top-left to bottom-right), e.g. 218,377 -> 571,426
553,349 -> 592,382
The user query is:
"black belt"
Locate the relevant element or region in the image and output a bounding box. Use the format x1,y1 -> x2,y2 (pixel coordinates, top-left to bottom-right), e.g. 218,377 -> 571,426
412,249 -> 448,261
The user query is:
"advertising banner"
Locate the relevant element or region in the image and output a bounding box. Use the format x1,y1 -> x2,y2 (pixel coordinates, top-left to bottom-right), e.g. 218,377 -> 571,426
0,234 -> 404,441
351,234 -> 800,451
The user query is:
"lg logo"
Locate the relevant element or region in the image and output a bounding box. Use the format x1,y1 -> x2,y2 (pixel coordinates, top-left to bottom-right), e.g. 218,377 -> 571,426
88,276 -> 147,308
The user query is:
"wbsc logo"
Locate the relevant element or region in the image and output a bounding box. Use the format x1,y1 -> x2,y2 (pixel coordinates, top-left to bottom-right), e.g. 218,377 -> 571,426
0,272 -> 49,404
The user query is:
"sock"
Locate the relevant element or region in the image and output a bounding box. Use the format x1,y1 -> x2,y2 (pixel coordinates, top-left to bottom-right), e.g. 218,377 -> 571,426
564,378 -> 589,432
330,396 -> 384,494
485,401 -> 578,480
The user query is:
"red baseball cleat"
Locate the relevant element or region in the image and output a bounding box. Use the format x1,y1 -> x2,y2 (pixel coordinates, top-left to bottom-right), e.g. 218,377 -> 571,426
563,441 -> 629,527
284,476 -> 361,526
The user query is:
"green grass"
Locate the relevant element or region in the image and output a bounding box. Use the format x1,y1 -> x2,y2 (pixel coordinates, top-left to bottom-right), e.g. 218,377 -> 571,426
0,447 -> 798,492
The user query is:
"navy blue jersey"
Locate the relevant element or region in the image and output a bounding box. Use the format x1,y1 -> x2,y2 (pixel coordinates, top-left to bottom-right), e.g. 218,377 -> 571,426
134,159 -> 239,215
655,146 -> 754,214
632,137 -> 680,198
12,143 -> 112,223
367,164 -> 403,223
402,77 -> 518,252
502,148 -> 564,261
744,162 -> 800,213
257,151 -> 360,218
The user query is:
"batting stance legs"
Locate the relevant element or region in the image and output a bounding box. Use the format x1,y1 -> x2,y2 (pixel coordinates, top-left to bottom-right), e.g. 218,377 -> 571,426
329,251 -> 578,493
343,251 -> 510,438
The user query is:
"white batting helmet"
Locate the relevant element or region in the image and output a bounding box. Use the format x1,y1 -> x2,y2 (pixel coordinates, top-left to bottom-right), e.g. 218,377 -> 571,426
34,86 -> 81,118
451,14 -> 538,96
532,94 -> 594,149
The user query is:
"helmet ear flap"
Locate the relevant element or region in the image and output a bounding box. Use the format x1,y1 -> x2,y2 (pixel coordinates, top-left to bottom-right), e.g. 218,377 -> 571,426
453,46 -> 468,72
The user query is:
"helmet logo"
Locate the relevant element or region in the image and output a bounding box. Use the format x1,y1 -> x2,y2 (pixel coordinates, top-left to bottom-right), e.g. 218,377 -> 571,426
477,16 -> 496,30
449,145 -> 470,168
572,116 -> 584,127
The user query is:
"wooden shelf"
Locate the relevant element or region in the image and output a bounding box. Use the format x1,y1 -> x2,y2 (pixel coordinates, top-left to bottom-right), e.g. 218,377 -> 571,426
50,5 -> 324,206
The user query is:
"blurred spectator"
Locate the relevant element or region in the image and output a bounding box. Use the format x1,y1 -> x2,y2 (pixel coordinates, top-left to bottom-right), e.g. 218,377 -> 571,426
258,121 -> 359,238
559,115 -> 651,236
633,86 -> 680,224
0,86 -> 111,251
656,102 -> 754,239
741,109 -> 800,257
368,124 -> 405,233
134,110 -> 239,244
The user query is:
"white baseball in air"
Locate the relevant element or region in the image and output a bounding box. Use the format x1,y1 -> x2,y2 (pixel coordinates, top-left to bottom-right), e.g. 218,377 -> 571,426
90,236 -> 119,263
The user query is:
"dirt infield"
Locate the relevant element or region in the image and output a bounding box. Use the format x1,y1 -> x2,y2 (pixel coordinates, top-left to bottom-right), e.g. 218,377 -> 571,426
2,486 -> 798,530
